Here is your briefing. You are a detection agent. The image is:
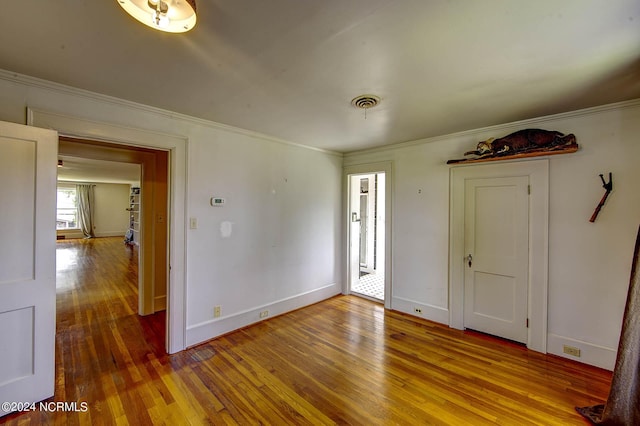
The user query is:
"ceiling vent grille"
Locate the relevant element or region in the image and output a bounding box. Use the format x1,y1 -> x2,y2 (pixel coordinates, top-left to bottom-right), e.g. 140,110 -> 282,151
351,95 -> 381,109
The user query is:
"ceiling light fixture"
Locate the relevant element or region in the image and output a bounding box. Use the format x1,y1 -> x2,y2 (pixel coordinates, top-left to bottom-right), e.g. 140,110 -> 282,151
117,0 -> 197,33
351,94 -> 381,119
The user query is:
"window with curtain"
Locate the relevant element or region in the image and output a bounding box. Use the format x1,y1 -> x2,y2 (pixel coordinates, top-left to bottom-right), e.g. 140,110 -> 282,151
56,185 -> 78,230
76,184 -> 95,238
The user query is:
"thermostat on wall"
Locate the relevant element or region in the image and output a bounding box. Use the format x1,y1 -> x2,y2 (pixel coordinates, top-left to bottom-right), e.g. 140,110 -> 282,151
210,197 -> 226,207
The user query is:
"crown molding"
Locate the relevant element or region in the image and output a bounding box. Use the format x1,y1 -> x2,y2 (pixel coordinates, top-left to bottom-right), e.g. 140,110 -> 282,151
3,68 -> 637,159
0,68 -> 342,157
344,98 -> 640,157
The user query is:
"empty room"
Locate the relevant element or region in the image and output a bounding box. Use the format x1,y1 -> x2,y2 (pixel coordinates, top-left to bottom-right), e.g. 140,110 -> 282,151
1,1 -> 639,424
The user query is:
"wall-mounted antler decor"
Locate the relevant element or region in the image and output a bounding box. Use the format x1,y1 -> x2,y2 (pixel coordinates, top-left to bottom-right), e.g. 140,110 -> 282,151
589,172 -> 613,223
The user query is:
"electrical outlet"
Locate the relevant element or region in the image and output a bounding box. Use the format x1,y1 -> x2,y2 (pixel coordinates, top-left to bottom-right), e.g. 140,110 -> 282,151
213,306 -> 221,318
563,345 -> 581,357
414,307 -> 422,314
259,310 -> 269,319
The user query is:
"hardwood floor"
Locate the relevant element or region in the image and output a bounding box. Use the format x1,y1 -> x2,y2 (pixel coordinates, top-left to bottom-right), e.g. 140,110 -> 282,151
1,237 -> 611,425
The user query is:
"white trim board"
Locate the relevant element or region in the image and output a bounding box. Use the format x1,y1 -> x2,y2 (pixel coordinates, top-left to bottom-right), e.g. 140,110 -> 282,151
154,295 -> 167,313
547,333 -> 615,370
344,98 -> 640,157
28,108 -> 188,354
449,159 -> 549,353
392,296 -> 449,324
0,69 -> 341,157
186,283 -> 341,347
94,232 -> 126,238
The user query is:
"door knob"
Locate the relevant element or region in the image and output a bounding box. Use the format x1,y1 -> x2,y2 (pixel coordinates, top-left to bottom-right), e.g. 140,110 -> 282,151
467,254 -> 473,267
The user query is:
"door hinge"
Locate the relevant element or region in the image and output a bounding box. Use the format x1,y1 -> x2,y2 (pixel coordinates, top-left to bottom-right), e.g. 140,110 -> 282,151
527,185 -> 531,195
526,318 -> 529,328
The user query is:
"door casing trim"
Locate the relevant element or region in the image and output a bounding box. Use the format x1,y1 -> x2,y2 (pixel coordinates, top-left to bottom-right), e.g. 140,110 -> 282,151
449,159 -> 549,352
343,162 -> 393,309
28,108 -> 187,354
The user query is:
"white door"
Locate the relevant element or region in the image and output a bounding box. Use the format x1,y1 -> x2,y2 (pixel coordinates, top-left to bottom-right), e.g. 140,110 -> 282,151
463,176 -> 529,343
0,121 -> 57,416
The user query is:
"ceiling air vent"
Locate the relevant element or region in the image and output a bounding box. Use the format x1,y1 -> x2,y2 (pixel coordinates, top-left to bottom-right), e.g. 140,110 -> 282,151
351,94 -> 381,110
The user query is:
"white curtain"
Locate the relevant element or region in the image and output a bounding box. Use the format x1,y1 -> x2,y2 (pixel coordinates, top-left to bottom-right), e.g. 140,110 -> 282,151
76,184 -> 95,238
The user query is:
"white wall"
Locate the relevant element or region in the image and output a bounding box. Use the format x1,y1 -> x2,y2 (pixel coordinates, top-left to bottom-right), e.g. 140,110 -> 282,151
345,100 -> 640,370
0,71 -> 343,348
56,182 -> 130,239
185,126 -> 343,343
93,183 -> 130,237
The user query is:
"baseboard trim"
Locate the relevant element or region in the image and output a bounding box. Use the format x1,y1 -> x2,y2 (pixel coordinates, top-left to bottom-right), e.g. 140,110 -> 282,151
56,231 -> 85,239
392,296 -> 449,325
94,232 -> 126,238
547,333 -> 616,370
154,295 -> 167,312
185,283 -> 341,347
55,232 -> 125,239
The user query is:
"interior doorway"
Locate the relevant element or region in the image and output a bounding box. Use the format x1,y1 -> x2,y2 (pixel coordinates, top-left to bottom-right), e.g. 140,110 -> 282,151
57,137 -> 169,320
28,108 -> 186,353
449,159 -> 549,352
349,172 -> 386,302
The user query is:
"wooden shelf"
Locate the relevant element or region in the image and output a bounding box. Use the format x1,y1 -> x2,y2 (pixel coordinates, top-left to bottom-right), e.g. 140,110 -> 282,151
447,144 -> 579,165
127,187 -> 140,245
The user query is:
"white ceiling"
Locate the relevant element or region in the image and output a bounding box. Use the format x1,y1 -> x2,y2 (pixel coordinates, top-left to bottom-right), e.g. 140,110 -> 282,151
58,156 -> 141,185
1,1 -> 639,152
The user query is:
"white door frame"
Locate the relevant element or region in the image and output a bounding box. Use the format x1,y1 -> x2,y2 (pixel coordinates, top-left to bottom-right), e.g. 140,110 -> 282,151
28,108 -> 188,354
449,159 -> 549,352
343,162 -> 393,309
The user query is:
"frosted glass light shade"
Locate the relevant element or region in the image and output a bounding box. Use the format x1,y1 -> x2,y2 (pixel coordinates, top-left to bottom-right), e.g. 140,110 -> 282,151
117,0 -> 197,33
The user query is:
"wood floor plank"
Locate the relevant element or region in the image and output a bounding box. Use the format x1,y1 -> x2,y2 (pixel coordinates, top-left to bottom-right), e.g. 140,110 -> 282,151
0,237 -> 612,425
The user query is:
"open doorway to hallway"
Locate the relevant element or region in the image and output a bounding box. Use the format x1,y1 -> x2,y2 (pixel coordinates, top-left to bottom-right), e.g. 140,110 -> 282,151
57,136 -> 170,350
349,172 -> 386,302
28,107 -> 186,354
